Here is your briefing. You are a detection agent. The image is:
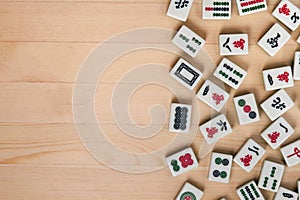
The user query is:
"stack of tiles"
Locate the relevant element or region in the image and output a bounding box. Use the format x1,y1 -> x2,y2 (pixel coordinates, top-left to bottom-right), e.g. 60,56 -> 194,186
208,152 -> 233,183
169,103 -> 192,133
280,139 -> 300,167
199,114 -> 232,144
258,160 -> 285,192
219,34 -> 249,55
294,52 -> 300,80
175,182 -> 203,200
260,89 -> 294,121
213,58 -> 247,89
234,139 -> 265,172
233,93 -> 260,125
262,66 -> 294,91
166,147 -> 198,176
274,187 -> 299,200
172,25 -> 206,58
272,0 -> 300,31
236,180 -> 265,200
167,0 -> 194,22
202,0 -> 231,20
170,58 -> 203,90
196,79 -> 230,112
260,117 -> 294,150
235,0 -> 267,16
258,23 -> 291,57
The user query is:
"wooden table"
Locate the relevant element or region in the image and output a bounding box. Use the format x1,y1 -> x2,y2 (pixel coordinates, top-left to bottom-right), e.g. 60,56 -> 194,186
0,0 -> 299,199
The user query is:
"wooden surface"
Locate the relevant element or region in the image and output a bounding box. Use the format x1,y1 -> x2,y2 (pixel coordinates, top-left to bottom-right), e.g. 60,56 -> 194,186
0,0 -> 300,199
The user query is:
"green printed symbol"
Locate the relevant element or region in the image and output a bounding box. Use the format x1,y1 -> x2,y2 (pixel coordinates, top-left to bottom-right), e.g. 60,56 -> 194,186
238,99 -> 246,107
171,160 -> 180,172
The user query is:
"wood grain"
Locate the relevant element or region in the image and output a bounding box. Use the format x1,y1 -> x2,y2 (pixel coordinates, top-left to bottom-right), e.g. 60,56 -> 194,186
0,0 -> 299,199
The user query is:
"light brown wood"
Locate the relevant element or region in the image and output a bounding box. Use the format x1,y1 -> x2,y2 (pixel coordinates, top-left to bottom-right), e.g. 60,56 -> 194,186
0,0 -> 300,199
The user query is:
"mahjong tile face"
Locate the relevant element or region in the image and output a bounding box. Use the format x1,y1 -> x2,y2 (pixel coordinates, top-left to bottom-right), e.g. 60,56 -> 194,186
175,182 -> 203,200
219,34 -> 249,55
262,66 -> 294,91
280,139 -> 300,167
236,0 -> 267,16
169,103 -> 192,133
202,0 -> 231,20
208,152 -> 233,183
167,0 -> 194,22
274,187 -> 299,200
236,180 -> 265,200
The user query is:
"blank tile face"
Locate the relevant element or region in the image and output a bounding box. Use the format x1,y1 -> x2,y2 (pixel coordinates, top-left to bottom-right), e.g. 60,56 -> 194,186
175,182 -> 203,200
274,187 -> 299,200
258,160 -> 285,192
258,23 -> 291,57
236,180 -> 265,200
167,0 -> 194,22
234,139 -> 265,173
208,152 -> 233,183
219,34 -> 249,55
196,79 -> 229,112
272,0 -> 300,31
172,25 -> 206,58
280,139 -> 300,167
260,89 -> 294,121
169,103 -> 192,133
199,114 -> 232,144
262,66 -> 294,91
235,0 -> 267,16
213,58 -> 247,89
166,147 -> 198,176
202,0 -> 231,20
170,58 -> 203,90
294,52 -> 300,80
261,117 -> 294,150
233,93 -> 260,125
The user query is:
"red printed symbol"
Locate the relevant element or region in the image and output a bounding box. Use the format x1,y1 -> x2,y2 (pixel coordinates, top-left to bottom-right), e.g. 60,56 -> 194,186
233,38 -> 245,50
279,3 -> 290,16
268,131 -> 280,143
206,127 -> 218,138
179,153 -> 194,168
240,154 -> 252,166
287,147 -> 300,159
277,71 -> 289,83
212,93 -> 224,105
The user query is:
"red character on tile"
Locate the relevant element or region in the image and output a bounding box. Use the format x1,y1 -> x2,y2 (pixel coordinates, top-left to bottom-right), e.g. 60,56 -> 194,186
240,154 -> 252,166
268,131 -> 280,143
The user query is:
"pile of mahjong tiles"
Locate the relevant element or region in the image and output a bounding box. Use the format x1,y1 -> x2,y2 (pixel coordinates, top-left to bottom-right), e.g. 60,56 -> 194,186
165,0 -> 300,200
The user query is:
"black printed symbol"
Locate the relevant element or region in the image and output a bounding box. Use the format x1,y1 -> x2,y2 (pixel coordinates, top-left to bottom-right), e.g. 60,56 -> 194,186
223,37 -> 232,52
267,74 -> 274,85
291,12 -> 299,24
248,146 -> 260,156
203,85 -> 209,96
173,106 -> 188,131
279,123 -> 288,133
282,192 -> 294,198
271,97 -> 286,110
267,33 -> 281,48
217,120 -> 227,131
175,0 -> 189,9
174,62 -> 200,87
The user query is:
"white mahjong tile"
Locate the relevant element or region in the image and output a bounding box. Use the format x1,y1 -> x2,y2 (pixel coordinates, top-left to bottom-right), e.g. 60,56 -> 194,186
208,152 -> 233,183
272,0 -> 300,31
298,181 -> 300,198
258,160 -> 285,192
261,117 -> 294,150
234,139 -> 266,173
262,66 -> 294,91
258,23 -> 291,57
236,180 -> 265,200
166,147 -> 198,176
213,58 -> 247,89
167,0 -> 194,22
172,25 -> 206,58
233,93 -> 260,125
196,79 -> 230,112
170,58 -> 203,90
260,89 -> 294,121
219,34 -> 249,55
169,103 -> 192,133
199,114 -> 232,144
294,52 -> 300,80
297,35 -> 300,44
280,139 -> 300,167
202,0 -> 231,20
175,182 -> 203,200
235,0 -> 267,16
274,187 -> 299,200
